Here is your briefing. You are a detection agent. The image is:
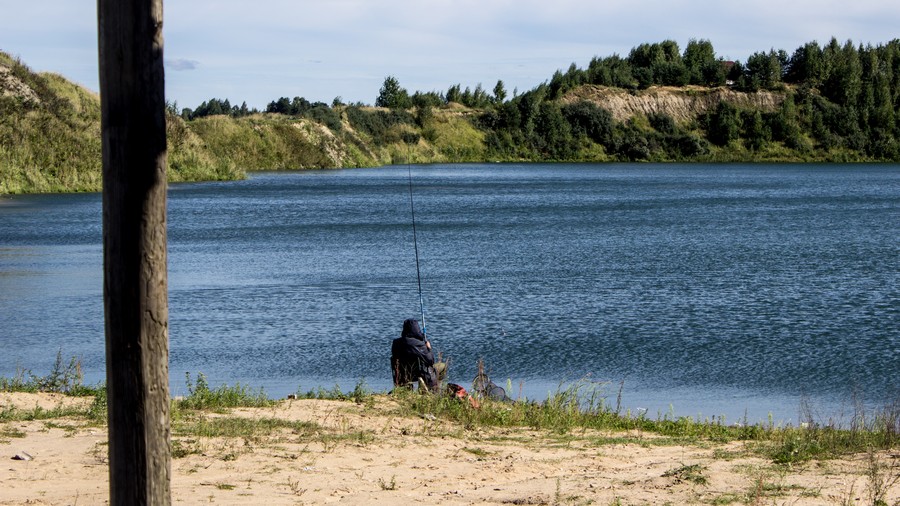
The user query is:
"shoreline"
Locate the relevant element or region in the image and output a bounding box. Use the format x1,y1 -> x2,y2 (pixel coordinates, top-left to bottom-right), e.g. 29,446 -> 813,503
2,391 -> 898,505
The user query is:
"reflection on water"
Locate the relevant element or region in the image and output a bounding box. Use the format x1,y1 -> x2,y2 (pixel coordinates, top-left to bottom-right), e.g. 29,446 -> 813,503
1,164 -> 898,424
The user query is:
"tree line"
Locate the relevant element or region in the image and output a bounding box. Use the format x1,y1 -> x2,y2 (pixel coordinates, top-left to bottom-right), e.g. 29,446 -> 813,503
178,37 -> 900,162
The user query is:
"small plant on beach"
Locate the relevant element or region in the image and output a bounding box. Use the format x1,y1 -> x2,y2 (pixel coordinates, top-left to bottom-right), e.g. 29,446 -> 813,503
462,446 -> 491,457
0,426 -> 26,442
86,384 -> 108,424
378,475 -> 398,491
170,438 -> 202,459
286,477 -> 306,496
663,463 -> 709,485
864,447 -> 900,506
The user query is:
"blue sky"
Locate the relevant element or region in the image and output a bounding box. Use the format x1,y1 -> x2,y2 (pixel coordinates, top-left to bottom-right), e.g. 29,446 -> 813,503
2,0 -> 899,110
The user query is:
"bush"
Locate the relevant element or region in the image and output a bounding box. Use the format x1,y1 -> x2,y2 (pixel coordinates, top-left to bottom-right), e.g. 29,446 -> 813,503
561,100 -> 614,145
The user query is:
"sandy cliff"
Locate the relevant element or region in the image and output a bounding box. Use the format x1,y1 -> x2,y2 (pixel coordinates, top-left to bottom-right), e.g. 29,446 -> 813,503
564,84 -> 787,123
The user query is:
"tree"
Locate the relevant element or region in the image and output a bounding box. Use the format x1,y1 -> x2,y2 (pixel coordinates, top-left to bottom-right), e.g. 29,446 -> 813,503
266,97 -> 290,114
706,101 -> 741,146
629,43 -> 661,69
411,91 -> 443,108
822,39 -> 862,106
446,84 -> 462,104
587,54 -> 633,88
683,39 -> 717,85
742,110 -> 769,150
493,80 -> 507,104
375,75 -> 410,109
700,60 -> 727,87
745,50 -> 784,90
533,101 -> 574,159
785,41 -> 825,85
652,61 -> 689,86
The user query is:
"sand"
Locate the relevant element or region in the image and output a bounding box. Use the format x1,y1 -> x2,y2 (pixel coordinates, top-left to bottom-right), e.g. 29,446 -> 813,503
1,391 -> 897,505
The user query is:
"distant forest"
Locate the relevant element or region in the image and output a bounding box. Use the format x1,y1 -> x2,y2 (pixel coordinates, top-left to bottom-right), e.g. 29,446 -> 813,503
179,37 -> 900,162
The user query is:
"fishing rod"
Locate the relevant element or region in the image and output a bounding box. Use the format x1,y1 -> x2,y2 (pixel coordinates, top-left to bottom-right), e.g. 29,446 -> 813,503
407,150 -> 427,337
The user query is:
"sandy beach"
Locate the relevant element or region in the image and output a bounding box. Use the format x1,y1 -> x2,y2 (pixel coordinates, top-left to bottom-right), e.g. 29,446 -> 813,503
1,391 -> 897,505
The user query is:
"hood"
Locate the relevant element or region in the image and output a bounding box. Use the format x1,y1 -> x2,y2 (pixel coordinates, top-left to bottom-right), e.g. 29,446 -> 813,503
401,318 -> 426,340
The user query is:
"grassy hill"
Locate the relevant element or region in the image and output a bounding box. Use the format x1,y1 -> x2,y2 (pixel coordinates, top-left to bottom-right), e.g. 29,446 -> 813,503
0,52 -> 491,194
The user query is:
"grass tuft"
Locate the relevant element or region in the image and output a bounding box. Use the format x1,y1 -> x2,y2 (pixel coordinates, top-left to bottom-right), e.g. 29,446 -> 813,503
294,380 -> 374,406
176,372 -> 274,411
0,351 -> 101,397
663,463 -> 708,485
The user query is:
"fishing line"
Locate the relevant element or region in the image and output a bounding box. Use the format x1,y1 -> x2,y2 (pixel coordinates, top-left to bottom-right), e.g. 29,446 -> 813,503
407,151 -> 427,337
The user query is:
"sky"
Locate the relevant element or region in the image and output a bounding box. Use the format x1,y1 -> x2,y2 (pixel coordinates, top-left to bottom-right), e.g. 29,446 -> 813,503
2,0 -> 900,111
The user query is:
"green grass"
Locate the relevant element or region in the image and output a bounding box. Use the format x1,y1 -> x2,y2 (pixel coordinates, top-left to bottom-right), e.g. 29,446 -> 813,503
388,380 -> 899,461
172,413 -> 318,440
2,361 -> 897,465
0,350 -> 102,397
294,380 -> 374,406
175,372 -> 275,411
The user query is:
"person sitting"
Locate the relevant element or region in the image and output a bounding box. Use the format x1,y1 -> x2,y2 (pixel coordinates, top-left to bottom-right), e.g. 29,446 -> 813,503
391,318 -> 439,391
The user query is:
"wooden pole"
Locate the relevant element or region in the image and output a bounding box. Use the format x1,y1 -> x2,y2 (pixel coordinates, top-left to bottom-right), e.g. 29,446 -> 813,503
98,0 -> 170,504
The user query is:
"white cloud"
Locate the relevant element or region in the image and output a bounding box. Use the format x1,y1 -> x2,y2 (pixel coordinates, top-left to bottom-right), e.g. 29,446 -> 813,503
166,59 -> 200,71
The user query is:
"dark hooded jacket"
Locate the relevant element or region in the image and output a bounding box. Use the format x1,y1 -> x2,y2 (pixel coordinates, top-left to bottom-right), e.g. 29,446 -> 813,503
391,319 -> 437,390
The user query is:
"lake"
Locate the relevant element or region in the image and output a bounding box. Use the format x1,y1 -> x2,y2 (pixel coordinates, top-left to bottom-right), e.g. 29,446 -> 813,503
1,163 -> 897,424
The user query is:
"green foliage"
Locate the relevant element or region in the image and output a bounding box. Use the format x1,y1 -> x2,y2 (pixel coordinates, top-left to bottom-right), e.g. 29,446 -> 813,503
683,39 -> 721,86
375,75 -> 411,109
493,80 -> 507,103
705,101 -> 742,146
295,380 -> 374,405
345,106 -> 415,146
0,351 -> 99,397
177,372 -> 274,411
390,380 -> 899,464
411,90 -> 443,109
562,100 -> 614,144
743,50 -> 786,91
532,101 -> 576,159
187,97 -> 255,119
587,54 -> 634,88
263,96 -> 341,130
762,400 -> 900,464
648,112 -> 677,135
0,402 -> 91,423
87,385 -> 108,423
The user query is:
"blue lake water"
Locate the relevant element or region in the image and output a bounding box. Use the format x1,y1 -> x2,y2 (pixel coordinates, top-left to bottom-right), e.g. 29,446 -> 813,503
1,163 -> 898,425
